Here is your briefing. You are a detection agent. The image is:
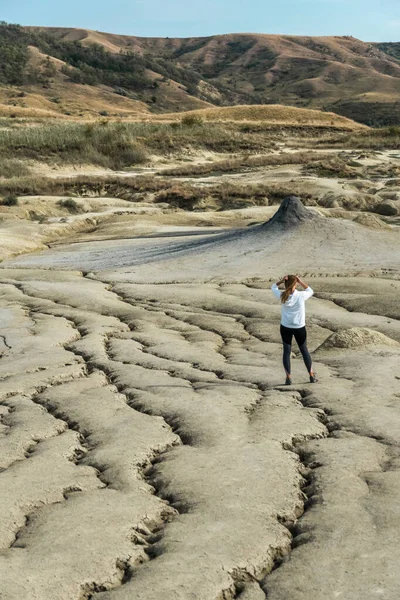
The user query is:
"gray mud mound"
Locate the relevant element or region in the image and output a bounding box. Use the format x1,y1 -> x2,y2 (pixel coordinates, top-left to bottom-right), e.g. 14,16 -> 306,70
317,327 -> 399,351
4,195 -> 400,281
262,196 -> 317,229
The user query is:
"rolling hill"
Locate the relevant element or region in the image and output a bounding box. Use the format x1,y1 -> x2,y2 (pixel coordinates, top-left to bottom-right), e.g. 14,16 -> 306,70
1,23 -> 400,124
153,105 -> 364,130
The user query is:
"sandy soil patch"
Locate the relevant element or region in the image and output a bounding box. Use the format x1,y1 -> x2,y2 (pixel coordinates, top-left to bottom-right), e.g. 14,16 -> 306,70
0,263 -> 399,599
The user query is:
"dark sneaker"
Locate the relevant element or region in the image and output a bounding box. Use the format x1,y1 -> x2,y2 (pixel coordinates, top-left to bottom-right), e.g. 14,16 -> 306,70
309,374 -> 318,383
285,376 -> 292,385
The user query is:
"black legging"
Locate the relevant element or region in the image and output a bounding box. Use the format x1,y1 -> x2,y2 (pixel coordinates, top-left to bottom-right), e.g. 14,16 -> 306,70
280,325 -> 312,375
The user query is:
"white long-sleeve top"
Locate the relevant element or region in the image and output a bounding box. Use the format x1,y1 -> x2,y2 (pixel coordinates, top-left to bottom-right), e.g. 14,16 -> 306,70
271,283 -> 313,328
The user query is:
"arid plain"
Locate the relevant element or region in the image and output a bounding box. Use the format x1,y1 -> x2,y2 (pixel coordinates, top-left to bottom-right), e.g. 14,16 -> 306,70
0,105 -> 400,600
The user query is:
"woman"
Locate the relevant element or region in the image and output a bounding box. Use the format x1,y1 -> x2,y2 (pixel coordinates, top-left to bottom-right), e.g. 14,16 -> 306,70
271,274 -> 317,385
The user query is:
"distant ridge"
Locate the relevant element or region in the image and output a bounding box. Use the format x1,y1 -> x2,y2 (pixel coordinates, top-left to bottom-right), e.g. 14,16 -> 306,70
1,23 -> 400,123
29,27 -> 400,125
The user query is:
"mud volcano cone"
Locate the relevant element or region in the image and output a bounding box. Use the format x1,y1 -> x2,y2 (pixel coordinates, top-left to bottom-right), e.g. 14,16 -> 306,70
264,196 -> 316,229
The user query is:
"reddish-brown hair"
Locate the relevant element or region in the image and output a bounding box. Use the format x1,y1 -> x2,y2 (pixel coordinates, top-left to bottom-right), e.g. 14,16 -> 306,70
281,274 -> 297,304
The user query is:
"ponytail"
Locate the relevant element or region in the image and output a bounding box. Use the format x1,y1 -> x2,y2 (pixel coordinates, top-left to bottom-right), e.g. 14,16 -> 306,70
280,288 -> 292,304
280,274 -> 297,304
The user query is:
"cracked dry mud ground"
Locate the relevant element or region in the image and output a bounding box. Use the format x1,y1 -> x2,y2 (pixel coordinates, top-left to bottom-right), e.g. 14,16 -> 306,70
0,270 -> 400,600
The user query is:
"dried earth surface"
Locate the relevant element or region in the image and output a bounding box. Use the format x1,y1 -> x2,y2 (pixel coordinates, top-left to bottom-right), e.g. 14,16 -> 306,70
0,190 -> 399,599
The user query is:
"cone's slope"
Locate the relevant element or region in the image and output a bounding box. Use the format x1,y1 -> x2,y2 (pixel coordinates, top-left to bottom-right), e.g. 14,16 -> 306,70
263,196 -> 317,229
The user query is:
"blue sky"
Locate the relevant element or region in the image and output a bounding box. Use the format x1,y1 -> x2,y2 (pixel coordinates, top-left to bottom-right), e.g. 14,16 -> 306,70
2,0 -> 399,41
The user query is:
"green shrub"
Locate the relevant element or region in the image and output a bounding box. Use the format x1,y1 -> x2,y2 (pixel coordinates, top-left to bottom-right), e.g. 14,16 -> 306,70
1,194 -> 18,206
0,22 -> 28,85
57,198 -> 82,213
115,88 -> 129,97
181,114 -> 204,127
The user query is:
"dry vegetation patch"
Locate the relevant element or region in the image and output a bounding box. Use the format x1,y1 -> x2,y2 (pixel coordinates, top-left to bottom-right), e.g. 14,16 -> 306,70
0,175 -> 314,212
0,119 -> 274,169
0,158 -> 31,178
57,198 -> 84,213
319,126 -> 400,149
0,121 -> 148,169
0,175 -> 169,199
154,181 -> 314,210
161,151 -> 332,177
303,156 -> 359,178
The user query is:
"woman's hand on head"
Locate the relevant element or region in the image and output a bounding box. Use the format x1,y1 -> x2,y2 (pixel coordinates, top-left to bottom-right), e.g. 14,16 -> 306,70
296,275 -> 308,289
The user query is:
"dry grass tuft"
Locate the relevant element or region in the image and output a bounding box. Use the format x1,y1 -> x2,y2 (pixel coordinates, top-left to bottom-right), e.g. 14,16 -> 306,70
0,121 -> 148,168
0,159 -> 31,178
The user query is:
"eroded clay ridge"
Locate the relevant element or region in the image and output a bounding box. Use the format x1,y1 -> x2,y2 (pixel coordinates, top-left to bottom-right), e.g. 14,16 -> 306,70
0,270 -> 399,599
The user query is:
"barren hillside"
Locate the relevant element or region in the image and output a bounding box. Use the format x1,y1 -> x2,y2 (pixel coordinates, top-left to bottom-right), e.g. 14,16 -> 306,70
0,23 -> 400,123
28,27 -> 400,125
